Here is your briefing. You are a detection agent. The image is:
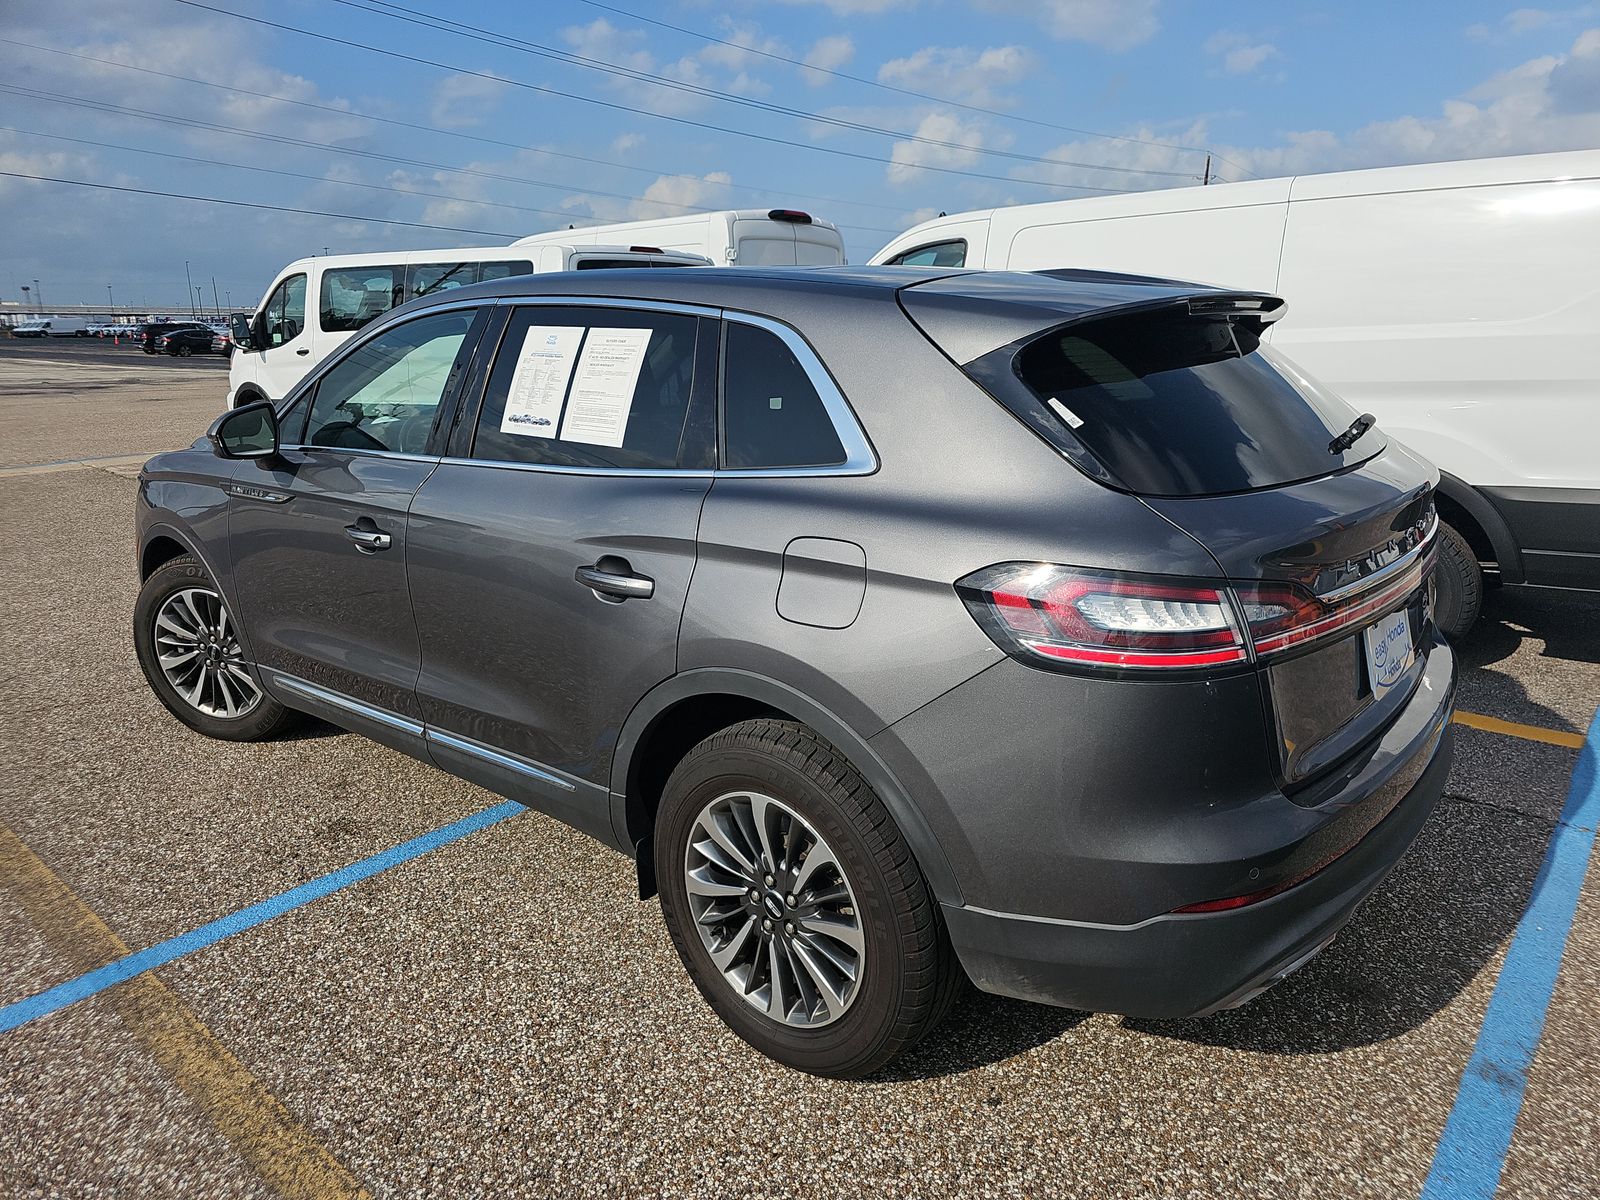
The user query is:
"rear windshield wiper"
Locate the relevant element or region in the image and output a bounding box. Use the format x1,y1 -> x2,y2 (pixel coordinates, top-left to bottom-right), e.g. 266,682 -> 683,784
1328,413 -> 1376,454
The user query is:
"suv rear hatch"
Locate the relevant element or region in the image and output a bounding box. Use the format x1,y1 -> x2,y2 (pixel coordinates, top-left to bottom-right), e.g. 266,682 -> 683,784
903,273 -> 1440,792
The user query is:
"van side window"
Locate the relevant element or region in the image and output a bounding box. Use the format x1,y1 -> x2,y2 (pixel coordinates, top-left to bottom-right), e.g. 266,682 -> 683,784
477,260 -> 535,282
721,322 -> 846,469
471,306 -> 703,470
408,262 -> 477,299
890,240 -> 967,268
302,310 -> 476,455
263,273 -> 307,347
320,265 -> 404,333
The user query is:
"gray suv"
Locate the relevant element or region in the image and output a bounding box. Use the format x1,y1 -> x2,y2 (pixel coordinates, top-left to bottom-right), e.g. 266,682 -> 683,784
134,266 -> 1455,1077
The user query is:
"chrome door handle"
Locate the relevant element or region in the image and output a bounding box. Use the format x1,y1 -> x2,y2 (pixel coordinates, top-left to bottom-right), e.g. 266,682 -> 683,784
575,563 -> 654,601
344,524 -> 393,553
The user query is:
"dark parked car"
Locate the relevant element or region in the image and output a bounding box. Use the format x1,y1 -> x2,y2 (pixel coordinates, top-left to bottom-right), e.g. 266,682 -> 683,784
158,326 -> 223,357
139,322 -> 208,354
133,267 -> 1455,1076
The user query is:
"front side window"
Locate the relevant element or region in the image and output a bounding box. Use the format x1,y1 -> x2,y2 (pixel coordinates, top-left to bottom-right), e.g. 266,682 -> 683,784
301,309 -> 475,454
263,273 -> 307,348
320,265 -> 404,333
721,322 -> 846,469
472,306 -> 702,470
890,240 -> 966,268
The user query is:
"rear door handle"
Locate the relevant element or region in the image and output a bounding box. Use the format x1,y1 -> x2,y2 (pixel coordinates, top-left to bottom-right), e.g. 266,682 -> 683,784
575,562 -> 654,601
344,522 -> 393,553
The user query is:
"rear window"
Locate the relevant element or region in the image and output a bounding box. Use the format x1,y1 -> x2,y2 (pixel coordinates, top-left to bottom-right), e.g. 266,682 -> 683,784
1009,308 -> 1383,497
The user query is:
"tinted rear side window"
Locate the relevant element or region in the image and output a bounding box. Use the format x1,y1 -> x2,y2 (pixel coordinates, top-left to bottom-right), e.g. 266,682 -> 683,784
721,323 -> 846,469
1010,309 -> 1380,497
320,265 -> 404,333
477,260 -> 535,282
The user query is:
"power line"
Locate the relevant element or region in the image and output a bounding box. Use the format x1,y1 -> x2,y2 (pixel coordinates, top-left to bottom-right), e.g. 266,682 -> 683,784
0,87 -> 894,236
329,0 -> 1200,181
0,170 -> 524,238
167,0 -> 1139,193
579,0 -> 1253,178
0,37 -> 917,218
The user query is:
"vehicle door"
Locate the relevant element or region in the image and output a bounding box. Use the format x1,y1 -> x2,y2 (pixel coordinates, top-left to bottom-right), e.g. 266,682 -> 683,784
249,272 -> 312,400
406,301 -> 716,841
230,305 -> 489,745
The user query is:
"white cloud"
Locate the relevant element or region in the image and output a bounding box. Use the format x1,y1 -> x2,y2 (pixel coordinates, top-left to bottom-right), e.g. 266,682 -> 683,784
777,0 -> 916,14
561,171 -> 735,225
1469,5 -> 1599,38
973,0 -> 1161,52
802,35 -> 855,85
878,45 -> 1037,107
561,16 -> 788,113
429,73 -> 509,129
1204,32 -> 1279,76
887,111 -> 1000,186
610,132 -> 645,155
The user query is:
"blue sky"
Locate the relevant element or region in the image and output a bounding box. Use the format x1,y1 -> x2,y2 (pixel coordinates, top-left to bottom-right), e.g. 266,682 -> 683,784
2,0 -> 1597,310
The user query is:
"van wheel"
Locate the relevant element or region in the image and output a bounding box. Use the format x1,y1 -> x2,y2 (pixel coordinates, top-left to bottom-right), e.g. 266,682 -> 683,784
1434,521 -> 1483,640
656,719 -> 960,1078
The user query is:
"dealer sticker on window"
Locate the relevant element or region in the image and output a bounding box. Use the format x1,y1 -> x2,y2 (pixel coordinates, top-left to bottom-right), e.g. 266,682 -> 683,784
1363,608 -> 1415,700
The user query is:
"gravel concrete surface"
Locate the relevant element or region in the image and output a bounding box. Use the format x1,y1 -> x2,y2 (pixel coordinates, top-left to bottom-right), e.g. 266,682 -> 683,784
1,364 -> 1595,1199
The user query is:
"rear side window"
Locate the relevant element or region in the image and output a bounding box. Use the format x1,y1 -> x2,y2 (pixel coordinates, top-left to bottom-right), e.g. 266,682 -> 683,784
721,323 -> 846,469
477,259 -> 534,282
407,262 -> 477,299
320,265 -> 404,333
1009,308 -> 1381,497
471,306 -> 703,470
890,240 -> 966,267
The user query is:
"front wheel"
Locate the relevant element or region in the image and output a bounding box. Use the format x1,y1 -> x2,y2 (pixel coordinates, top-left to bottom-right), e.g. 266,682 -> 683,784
133,554 -> 297,741
1433,521 -> 1483,640
656,719 -> 960,1078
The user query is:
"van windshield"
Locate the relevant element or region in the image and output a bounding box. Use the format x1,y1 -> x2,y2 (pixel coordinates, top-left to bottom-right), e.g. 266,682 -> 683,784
1012,308 -> 1384,497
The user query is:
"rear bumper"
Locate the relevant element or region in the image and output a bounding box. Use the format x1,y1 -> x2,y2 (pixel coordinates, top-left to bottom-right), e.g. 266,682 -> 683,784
939,640 -> 1455,1019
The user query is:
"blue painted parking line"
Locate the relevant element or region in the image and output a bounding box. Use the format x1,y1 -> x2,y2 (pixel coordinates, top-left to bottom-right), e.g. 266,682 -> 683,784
1420,707 -> 1599,1200
0,800 -> 524,1034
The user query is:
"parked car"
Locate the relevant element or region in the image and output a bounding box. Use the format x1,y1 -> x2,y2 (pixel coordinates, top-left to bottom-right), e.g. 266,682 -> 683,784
226,243 -> 711,409
135,266 -> 1455,1077
159,326 -> 224,357
139,322 -> 208,354
211,331 -> 232,355
870,150 -> 1600,637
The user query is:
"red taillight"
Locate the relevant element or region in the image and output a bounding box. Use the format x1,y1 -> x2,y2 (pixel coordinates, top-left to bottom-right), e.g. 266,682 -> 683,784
957,564 -> 1248,673
767,209 -> 813,224
628,245 -> 665,254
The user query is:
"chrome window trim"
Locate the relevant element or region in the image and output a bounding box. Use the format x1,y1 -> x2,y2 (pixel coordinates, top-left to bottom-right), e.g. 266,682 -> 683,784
427,728 -> 578,792
272,674 -> 424,737
1317,510 -> 1441,604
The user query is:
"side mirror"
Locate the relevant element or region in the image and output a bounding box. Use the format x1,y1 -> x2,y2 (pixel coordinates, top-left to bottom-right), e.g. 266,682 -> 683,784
229,312 -> 256,352
207,400 -> 279,459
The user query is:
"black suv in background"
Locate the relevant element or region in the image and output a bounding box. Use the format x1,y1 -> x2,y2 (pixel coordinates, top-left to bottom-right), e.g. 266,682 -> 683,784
157,326 -> 224,357
132,266 -> 1455,1077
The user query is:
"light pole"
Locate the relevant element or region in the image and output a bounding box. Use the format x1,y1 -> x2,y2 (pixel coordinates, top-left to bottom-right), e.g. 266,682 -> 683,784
33,278 -> 42,312
194,285 -> 204,319
107,284 -> 114,311
184,260 -> 194,317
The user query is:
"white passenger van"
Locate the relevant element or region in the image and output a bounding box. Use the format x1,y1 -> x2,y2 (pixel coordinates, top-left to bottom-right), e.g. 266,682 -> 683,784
227,243 -> 710,409
13,316 -> 89,337
513,209 -> 846,267
872,150 -> 1600,635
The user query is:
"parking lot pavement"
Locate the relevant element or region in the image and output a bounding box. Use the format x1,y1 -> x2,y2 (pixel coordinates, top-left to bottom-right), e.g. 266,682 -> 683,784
1,369 -> 1596,1199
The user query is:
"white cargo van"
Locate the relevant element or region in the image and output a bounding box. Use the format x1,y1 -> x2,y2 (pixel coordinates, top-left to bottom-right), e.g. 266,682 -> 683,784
227,243 -> 709,408
871,150 -> 1600,635
13,316 -> 89,337
514,209 -> 846,267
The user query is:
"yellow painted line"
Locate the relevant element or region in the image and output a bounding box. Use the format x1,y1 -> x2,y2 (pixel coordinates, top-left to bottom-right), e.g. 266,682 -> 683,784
1452,710 -> 1586,750
0,823 -> 371,1200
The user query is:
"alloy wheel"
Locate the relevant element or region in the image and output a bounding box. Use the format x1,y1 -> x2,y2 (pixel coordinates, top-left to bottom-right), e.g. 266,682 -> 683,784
152,587 -> 263,719
684,790 -> 865,1028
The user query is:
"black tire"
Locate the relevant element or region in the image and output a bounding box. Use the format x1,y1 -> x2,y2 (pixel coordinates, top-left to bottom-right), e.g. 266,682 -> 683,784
656,718 -> 960,1078
133,554 -> 298,741
177,344 -> 193,357
1434,520 -> 1484,640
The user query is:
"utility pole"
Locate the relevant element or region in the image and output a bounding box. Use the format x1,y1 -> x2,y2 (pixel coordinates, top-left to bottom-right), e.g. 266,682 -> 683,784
107,284 -> 114,310
1202,154 -> 1211,186
211,276 -> 220,317
195,285 -> 204,318
184,260 -> 195,317
33,278 -> 42,311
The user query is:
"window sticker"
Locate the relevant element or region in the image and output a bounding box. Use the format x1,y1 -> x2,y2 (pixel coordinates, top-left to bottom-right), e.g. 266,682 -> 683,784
559,327 -> 653,448
500,325 -> 584,438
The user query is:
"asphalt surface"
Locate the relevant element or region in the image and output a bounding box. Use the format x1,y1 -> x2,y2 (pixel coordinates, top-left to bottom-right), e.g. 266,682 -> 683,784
0,356 -> 1595,1199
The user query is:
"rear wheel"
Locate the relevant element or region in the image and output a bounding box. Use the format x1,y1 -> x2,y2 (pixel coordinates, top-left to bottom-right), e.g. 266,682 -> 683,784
656,719 -> 960,1077
1433,520 -> 1483,640
133,554 -> 297,741
177,344 -> 193,357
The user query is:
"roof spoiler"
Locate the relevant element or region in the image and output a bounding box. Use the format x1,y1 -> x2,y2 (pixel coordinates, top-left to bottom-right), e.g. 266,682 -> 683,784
1187,294 -> 1287,325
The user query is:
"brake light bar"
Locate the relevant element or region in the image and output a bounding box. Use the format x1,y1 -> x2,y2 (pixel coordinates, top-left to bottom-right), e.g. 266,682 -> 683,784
767,209 -> 813,224
629,245 -> 665,254
1239,539 -> 1437,657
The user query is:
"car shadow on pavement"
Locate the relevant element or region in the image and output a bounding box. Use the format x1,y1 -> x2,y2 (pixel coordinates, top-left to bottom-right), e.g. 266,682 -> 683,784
867,988 -> 1090,1082
1465,585 -> 1600,670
